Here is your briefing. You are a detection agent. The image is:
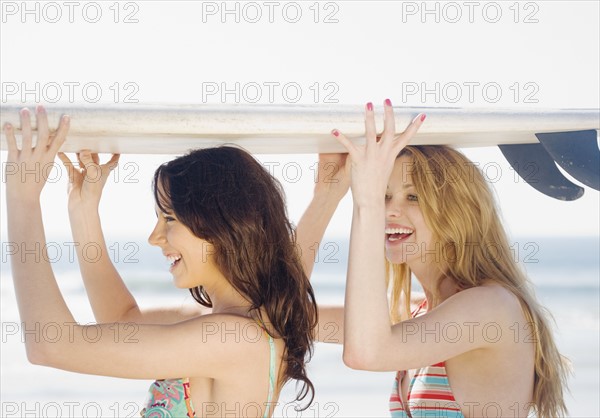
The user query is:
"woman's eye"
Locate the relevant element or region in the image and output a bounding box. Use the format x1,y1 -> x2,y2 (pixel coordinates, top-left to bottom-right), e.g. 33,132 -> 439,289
385,194 -> 392,201
407,194 -> 419,202
163,215 -> 175,222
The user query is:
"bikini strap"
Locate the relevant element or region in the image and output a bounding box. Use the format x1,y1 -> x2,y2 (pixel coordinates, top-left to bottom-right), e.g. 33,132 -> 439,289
182,378 -> 195,418
412,298 -> 428,318
254,318 -> 276,418
263,331 -> 276,418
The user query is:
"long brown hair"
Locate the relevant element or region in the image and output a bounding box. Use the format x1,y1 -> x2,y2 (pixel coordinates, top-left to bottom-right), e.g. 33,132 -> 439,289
153,146 -> 317,407
386,145 -> 569,417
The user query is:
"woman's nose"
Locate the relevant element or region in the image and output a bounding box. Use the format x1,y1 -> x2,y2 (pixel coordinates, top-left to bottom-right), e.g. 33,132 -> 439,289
385,197 -> 403,218
148,221 -> 165,247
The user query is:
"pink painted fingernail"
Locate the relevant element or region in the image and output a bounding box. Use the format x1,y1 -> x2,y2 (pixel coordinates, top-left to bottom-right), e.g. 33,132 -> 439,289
385,98 -> 392,106
37,105 -> 46,113
332,130 -> 340,137
366,102 -> 373,111
420,114 -> 427,122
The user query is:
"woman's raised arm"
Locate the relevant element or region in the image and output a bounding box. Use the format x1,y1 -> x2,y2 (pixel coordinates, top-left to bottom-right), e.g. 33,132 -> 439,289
4,106 -> 261,381
295,153 -> 350,277
331,101 -> 426,367
57,150 -> 137,323
58,151 -> 205,324
295,153 -> 350,343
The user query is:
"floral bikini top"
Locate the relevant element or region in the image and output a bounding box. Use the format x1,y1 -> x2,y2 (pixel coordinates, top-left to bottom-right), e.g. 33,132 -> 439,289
140,330 -> 276,418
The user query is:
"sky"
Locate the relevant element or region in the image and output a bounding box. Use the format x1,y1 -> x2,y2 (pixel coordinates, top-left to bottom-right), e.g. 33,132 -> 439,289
1,0 -> 599,244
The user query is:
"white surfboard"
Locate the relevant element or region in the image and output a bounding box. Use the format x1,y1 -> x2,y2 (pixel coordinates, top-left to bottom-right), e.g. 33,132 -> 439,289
0,104 -> 597,155
1,104 -> 598,200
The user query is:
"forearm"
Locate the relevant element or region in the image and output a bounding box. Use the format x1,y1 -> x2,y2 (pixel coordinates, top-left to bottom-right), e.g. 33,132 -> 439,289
69,209 -> 137,323
317,306 -> 344,344
7,196 -> 76,328
343,203 -> 391,364
296,193 -> 342,277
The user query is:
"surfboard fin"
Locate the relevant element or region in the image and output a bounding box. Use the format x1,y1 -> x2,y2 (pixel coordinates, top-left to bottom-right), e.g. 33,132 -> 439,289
498,142 -> 585,201
535,129 -> 600,191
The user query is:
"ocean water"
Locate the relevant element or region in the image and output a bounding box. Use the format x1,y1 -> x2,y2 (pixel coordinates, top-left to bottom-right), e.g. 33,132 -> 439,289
1,236 -> 598,417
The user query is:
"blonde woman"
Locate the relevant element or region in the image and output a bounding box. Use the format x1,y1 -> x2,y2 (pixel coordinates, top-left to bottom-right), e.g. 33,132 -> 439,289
298,100 -> 569,417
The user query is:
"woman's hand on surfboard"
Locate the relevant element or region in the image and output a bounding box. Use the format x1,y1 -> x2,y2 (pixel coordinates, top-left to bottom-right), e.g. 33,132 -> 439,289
313,153 -> 351,202
57,150 -> 119,212
3,106 -> 70,200
331,100 -> 425,207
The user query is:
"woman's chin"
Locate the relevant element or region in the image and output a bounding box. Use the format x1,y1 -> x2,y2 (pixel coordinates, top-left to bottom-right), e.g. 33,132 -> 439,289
385,250 -> 408,265
171,275 -> 193,289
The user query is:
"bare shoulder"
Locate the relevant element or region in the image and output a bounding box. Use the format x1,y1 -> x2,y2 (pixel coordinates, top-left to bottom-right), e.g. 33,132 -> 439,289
443,283 -> 526,322
181,313 -> 280,379
182,313 -> 272,349
122,302 -> 208,324
459,282 -> 519,301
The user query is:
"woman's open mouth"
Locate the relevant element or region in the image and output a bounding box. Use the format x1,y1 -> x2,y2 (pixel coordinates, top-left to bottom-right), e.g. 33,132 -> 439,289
166,254 -> 182,272
385,227 -> 414,244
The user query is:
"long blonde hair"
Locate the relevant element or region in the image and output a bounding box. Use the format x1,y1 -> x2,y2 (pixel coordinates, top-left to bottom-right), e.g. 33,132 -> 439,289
386,145 -> 569,417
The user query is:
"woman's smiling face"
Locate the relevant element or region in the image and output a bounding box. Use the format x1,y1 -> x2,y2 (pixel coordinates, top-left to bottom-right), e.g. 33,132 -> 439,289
384,155 -> 435,267
148,200 -> 223,289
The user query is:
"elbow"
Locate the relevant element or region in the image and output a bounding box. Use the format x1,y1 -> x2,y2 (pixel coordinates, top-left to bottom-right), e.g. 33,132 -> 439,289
343,346 -> 379,371
25,333 -> 64,367
25,342 -> 51,366
342,348 -> 362,369
23,323 -> 77,368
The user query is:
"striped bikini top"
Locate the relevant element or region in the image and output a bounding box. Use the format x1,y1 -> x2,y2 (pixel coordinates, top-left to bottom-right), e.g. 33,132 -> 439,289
140,329 -> 277,418
389,300 -> 465,418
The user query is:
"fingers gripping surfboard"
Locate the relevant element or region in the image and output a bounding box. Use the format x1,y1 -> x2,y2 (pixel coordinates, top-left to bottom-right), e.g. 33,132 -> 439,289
1,104 -> 598,200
